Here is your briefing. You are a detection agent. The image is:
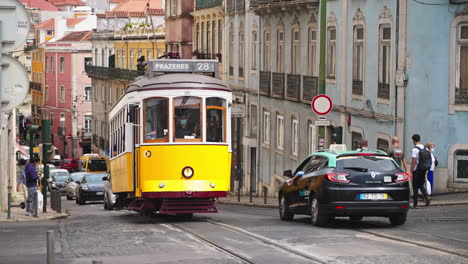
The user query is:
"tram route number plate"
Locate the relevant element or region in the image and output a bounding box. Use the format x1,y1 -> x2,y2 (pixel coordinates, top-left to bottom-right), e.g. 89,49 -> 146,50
151,61 -> 215,73
359,193 -> 387,200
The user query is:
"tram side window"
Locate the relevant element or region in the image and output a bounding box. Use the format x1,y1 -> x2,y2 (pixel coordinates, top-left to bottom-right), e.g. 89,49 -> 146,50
145,98 -> 168,141
206,97 -> 226,142
174,97 -> 201,140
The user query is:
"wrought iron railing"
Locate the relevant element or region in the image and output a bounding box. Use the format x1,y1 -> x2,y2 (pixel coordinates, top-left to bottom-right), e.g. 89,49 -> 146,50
260,71 -> 271,95
85,65 -> 144,81
29,82 -> 42,91
378,83 -> 390,100
286,74 -> 300,99
302,76 -> 318,101
352,80 -> 363,96
272,72 -> 285,97
196,0 -> 222,10
455,88 -> 468,105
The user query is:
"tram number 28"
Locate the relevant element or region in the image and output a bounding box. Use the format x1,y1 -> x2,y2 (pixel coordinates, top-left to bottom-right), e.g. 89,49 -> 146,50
196,63 -> 213,71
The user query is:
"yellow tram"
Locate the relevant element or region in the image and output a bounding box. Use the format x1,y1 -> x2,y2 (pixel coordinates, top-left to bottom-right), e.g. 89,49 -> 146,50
108,59 -> 232,216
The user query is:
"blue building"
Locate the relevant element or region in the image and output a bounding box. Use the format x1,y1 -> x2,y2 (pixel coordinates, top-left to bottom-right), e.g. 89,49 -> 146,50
405,0 -> 468,192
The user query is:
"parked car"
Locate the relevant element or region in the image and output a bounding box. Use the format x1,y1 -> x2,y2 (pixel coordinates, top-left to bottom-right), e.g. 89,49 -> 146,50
66,172 -> 88,200
38,164 -> 57,173
52,154 -> 61,166
103,174 -> 116,210
48,169 -> 70,193
279,150 -> 410,226
60,158 -> 80,172
75,173 -> 108,205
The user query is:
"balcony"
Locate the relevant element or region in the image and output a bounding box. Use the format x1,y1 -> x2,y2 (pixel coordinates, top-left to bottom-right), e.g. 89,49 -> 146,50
378,83 -> 390,100
226,0 -> 245,12
352,80 -> 363,96
85,65 -> 144,81
251,0 -> 318,15
29,82 -> 42,92
272,72 -> 285,98
286,74 -> 300,100
455,88 -> 468,105
196,0 -> 222,10
260,71 -> 271,95
302,76 -> 318,101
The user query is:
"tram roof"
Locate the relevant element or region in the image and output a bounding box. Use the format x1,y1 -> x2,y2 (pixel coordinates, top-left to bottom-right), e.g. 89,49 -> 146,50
126,73 -> 231,93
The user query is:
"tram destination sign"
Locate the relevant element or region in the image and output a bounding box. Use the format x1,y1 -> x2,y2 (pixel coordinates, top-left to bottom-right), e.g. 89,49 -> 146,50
149,60 -> 217,74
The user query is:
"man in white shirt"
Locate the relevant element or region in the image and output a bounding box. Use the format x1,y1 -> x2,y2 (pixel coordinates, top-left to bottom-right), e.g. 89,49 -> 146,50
410,134 -> 430,208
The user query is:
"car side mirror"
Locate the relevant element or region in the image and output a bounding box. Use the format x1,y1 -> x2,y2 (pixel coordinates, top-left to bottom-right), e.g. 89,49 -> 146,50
283,170 -> 292,178
102,176 -> 108,181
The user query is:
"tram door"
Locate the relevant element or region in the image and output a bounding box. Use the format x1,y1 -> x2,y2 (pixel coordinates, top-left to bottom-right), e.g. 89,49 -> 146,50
134,107 -> 141,196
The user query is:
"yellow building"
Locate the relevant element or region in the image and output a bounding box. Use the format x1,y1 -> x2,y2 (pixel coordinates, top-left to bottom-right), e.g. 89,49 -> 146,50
114,26 -> 166,70
30,47 -> 46,125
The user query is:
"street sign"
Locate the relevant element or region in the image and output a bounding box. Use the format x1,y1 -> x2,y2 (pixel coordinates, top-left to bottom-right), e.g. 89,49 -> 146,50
0,0 -> 30,53
231,104 -> 246,118
311,95 -> 333,116
1,55 -> 29,112
315,120 -> 331,126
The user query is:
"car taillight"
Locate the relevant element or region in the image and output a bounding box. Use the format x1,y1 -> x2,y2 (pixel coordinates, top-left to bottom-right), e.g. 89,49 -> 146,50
326,173 -> 350,183
395,172 -> 409,183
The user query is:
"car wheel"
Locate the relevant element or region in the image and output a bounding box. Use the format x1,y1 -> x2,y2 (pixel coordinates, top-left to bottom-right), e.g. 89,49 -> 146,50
103,193 -> 109,210
279,194 -> 294,221
350,216 -> 363,222
310,197 -> 329,227
389,213 -> 407,226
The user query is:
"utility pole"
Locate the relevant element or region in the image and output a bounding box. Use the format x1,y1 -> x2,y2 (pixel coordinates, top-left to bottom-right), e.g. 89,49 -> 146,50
41,119 -> 51,213
318,0 -> 327,95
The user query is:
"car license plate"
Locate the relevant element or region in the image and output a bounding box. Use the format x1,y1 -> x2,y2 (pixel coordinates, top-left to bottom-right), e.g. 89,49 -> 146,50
360,193 -> 388,200
96,192 -> 103,195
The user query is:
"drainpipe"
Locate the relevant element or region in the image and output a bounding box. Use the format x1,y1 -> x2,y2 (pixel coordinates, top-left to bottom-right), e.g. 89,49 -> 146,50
255,16 -> 262,202
395,0 -> 400,137
318,0 -> 327,95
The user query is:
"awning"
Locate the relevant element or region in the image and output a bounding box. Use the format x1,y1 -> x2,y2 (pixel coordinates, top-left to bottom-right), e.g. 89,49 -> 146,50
16,144 -> 30,159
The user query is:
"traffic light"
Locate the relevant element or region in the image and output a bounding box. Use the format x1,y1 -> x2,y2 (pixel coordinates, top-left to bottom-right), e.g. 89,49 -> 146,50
332,126 -> 343,144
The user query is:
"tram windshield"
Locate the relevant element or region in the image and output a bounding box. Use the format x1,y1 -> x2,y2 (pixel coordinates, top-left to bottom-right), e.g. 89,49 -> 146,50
145,98 -> 169,141
174,96 -> 201,141
206,97 -> 226,142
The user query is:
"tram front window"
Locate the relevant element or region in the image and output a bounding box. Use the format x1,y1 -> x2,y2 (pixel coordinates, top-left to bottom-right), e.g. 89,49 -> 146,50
174,96 -> 201,140
206,97 -> 226,142
145,98 -> 168,141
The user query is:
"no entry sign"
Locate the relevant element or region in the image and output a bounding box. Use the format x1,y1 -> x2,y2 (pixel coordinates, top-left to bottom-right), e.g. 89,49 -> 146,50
311,95 -> 333,116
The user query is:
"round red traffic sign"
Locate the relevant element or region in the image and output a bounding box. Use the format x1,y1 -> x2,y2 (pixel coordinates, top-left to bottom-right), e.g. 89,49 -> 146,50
311,95 -> 333,115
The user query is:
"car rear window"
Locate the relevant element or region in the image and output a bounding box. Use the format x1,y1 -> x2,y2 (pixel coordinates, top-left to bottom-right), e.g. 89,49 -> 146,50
62,160 -> 71,164
336,155 -> 398,172
88,159 -> 107,172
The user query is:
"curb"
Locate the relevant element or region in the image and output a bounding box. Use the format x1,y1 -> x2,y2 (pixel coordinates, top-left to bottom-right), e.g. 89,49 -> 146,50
218,200 -> 468,209
0,213 -> 70,222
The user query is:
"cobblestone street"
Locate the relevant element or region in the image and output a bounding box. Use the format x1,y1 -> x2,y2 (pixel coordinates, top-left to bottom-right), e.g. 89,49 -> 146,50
1,197 -> 467,264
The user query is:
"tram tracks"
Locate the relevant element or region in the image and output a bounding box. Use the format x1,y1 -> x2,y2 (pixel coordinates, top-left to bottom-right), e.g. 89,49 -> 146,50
169,218 -> 327,264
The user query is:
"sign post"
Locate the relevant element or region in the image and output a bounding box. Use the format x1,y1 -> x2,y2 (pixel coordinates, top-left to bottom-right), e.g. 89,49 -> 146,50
311,95 -> 333,150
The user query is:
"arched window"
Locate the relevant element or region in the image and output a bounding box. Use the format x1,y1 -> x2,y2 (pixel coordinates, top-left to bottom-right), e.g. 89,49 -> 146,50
291,18 -> 300,74
277,21 -> 285,72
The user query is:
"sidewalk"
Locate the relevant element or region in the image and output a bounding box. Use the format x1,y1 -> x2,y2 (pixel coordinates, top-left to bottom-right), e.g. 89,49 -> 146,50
218,192 -> 468,209
0,193 -> 69,222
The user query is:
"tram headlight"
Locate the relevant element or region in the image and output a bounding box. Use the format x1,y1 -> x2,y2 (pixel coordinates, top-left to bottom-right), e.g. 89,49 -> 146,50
182,166 -> 194,179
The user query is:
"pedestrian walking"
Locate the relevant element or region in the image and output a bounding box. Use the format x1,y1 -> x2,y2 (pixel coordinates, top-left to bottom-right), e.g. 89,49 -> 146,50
425,142 -> 437,194
25,157 -> 40,216
16,159 -> 28,210
410,134 -> 431,208
388,136 -> 408,172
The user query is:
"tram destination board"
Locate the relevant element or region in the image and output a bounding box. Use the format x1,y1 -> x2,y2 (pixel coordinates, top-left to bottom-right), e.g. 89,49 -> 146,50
149,59 -> 218,74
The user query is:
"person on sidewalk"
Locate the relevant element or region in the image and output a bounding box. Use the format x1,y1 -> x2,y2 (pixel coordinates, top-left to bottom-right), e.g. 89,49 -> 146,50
425,142 -> 437,195
25,158 -> 40,216
410,134 -> 431,208
16,159 -> 28,210
388,136 -> 408,172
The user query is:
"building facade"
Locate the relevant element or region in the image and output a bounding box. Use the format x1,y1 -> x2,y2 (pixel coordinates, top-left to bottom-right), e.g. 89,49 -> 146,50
165,0 -> 194,58
87,4 -> 165,156
404,1 -> 468,192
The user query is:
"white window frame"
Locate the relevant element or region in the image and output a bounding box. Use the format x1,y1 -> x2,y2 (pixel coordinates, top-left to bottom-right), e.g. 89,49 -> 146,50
353,24 -> 365,96
60,85 -> 65,102
60,56 -> 64,73
291,26 -> 300,74
252,29 -> 258,71
378,24 -> 392,100
84,115 -> 92,133
277,26 -> 285,73
239,25 -> 245,78
264,27 -> 271,71
291,118 -> 299,156
60,113 -> 65,128
326,25 -> 337,79
307,26 -> 317,76
84,86 -> 91,102
276,114 -> 284,150
263,110 -> 270,145
307,121 -> 316,155
229,24 -> 234,77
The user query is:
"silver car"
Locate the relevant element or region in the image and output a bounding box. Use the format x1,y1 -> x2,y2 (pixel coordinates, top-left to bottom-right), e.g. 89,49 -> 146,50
65,172 -> 87,200
103,174 -> 116,210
